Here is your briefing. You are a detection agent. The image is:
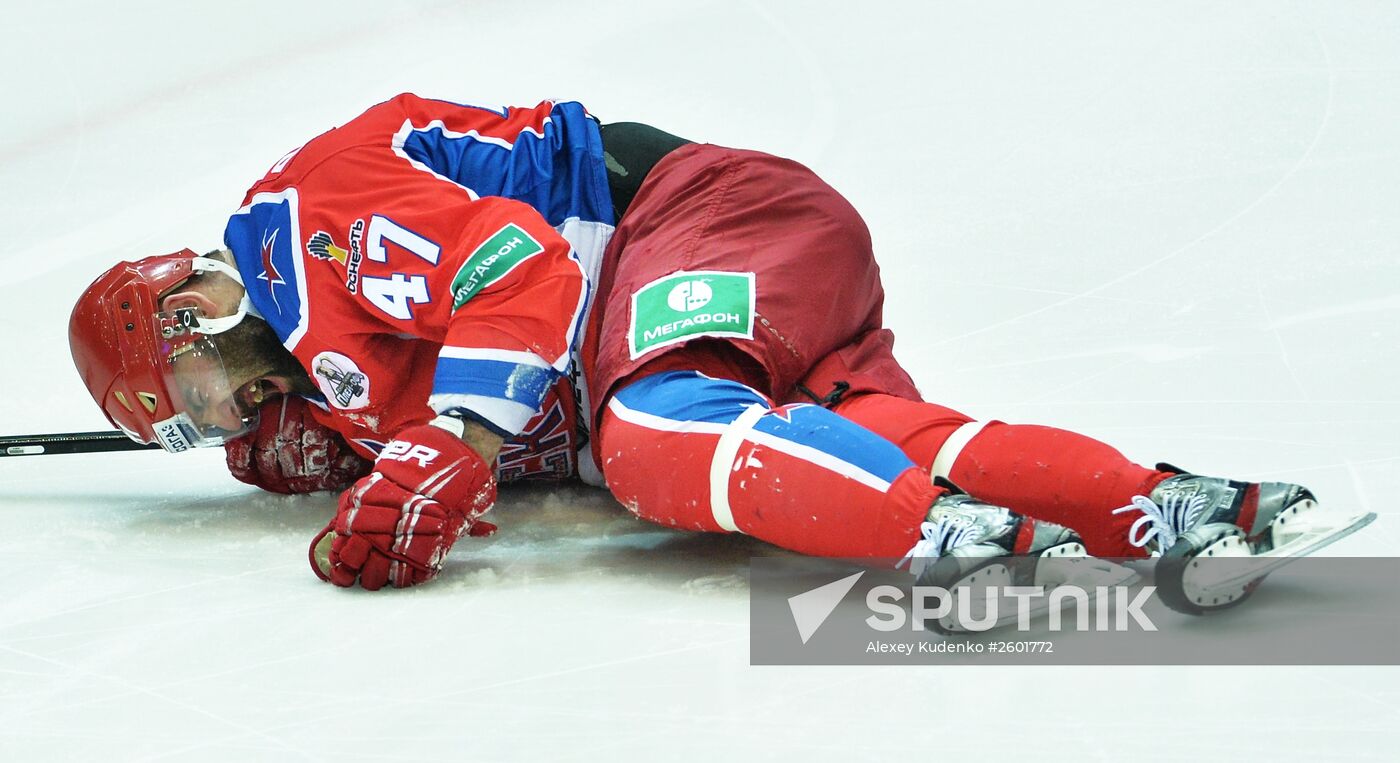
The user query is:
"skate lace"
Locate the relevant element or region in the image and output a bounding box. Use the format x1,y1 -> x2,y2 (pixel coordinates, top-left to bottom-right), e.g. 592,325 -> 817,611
1111,492 -> 1208,555
897,517 -> 983,578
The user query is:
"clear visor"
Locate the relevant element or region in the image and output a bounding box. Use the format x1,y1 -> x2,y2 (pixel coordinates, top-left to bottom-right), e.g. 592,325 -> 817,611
151,310 -> 259,451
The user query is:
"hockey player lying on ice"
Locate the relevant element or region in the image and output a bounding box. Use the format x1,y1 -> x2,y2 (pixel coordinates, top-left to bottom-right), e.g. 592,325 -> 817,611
68,94 -> 1372,625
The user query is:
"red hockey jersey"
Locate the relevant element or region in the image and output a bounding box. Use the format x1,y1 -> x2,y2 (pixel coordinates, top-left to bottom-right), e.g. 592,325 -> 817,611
223,94 -> 615,482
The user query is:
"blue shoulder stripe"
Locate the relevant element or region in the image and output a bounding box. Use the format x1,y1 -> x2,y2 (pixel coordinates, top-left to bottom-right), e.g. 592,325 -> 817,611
224,189 -> 310,349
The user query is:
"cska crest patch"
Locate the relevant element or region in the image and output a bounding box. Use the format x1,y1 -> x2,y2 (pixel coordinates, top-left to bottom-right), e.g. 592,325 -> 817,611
306,219 -> 366,293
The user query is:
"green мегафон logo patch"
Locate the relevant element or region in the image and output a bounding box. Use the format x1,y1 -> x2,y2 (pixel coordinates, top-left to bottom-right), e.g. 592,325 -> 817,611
628,271 -> 755,359
451,223 -> 544,309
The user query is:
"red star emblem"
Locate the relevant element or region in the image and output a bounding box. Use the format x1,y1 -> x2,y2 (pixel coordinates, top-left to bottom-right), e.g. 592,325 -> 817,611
256,228 -> 287,307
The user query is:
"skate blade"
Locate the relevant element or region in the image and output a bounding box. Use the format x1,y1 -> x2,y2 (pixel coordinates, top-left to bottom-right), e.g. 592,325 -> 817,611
935,555 -> 1139,634
1183,510 -> 1377,602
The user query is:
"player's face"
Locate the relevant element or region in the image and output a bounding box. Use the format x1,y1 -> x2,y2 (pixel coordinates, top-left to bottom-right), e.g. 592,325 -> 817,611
150,271 -> 278,447
165,337 -> 261,439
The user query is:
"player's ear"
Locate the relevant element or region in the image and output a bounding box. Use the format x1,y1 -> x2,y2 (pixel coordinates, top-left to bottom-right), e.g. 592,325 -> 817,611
159,289 -> 220,316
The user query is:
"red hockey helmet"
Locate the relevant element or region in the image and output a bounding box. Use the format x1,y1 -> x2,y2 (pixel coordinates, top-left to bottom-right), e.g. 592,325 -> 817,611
69,249 -> 259,452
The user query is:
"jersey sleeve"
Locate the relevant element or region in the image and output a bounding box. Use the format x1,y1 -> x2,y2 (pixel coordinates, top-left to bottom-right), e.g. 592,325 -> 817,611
426,198 -> 589,436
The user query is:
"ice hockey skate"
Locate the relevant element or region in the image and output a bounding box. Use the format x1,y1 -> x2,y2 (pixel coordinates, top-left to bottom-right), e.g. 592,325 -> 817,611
1113,464 -> 1377,615
900,481 -> 1137,634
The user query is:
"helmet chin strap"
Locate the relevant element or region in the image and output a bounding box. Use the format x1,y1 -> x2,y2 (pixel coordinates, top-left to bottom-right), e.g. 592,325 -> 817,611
188,256 -> 254,335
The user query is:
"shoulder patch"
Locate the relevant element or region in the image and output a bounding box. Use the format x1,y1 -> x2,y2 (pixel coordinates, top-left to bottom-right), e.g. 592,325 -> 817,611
450,223 -> 544,309
311,351 -> 371,410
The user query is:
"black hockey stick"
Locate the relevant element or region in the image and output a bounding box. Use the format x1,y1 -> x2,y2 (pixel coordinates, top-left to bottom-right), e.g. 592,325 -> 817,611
0,431 -> 162,457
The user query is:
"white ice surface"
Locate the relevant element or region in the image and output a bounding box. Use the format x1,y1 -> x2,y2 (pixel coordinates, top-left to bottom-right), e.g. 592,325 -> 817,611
2,0 -> 1399,760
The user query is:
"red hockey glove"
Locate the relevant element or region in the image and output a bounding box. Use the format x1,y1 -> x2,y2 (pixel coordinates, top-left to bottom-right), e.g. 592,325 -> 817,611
310,421 -> 498,590
225,396 -> 372,494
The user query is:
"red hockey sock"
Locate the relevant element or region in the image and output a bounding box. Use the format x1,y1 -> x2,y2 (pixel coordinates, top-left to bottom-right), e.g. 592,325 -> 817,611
834,394 -> 1170,557
946,423 -> 1170,557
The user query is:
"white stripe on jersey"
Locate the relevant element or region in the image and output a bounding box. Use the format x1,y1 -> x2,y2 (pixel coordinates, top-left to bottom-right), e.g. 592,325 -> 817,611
429,393 -> 538,436
438,347 -> 552,368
